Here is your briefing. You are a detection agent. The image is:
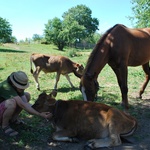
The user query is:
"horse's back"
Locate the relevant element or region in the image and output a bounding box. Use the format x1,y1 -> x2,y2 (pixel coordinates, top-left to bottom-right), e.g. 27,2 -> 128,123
108,24 -> 150,66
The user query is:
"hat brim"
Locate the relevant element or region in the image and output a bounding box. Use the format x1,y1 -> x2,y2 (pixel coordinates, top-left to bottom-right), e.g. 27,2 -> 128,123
10,73 -> 29,89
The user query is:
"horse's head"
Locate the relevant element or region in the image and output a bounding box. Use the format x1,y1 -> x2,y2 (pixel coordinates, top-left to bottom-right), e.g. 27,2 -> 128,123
80,73 -> 99,101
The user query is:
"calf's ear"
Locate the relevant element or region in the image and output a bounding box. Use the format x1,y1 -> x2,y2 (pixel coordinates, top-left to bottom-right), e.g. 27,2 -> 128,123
50,89 -> 57,98
76,63 -> 80,71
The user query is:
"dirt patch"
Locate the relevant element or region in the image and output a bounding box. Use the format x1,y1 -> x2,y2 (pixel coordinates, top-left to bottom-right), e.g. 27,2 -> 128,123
0,96 -> 150,150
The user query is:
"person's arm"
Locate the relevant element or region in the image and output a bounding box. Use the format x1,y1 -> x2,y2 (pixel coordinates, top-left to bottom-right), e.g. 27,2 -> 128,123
13,96 -> 52,119
21,95 -> 29,103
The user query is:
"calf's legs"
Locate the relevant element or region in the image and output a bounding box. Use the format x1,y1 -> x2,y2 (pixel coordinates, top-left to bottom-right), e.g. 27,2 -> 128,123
33,66 -> 42,91
52,129 -> 79,142
86,136 -> 120,149
54,73 -> 61,89
54,73 -> 75,89
65,74 -> 74,88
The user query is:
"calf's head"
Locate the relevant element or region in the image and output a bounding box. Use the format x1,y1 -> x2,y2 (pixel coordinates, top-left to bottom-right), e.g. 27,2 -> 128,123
76,64 -> 84,75
32,89 -> 57,112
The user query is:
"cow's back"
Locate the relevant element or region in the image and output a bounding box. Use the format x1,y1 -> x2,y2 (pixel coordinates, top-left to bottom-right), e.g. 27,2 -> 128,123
46,55 -> 74,73
31,53 -> 50,68
31,53 -> 74,74
54,100 -> 111,139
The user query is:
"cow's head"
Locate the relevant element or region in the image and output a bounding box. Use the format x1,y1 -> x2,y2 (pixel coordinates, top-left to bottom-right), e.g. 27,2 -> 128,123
76,64 -> 84,75
32,89 -> 57,112
80,73 -> 99,101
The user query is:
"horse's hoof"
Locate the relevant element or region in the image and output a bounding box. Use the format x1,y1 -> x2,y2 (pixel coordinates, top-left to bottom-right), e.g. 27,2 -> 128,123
136,95 -> 142,99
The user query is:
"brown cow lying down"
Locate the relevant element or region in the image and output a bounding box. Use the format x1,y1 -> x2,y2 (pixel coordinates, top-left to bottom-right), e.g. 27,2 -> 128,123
32,90 -> 137,149
30,53 -> 84,90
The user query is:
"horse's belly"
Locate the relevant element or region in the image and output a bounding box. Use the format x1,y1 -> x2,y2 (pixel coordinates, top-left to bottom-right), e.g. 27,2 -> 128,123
128,60 -> 149,66
128,56 -> 150,66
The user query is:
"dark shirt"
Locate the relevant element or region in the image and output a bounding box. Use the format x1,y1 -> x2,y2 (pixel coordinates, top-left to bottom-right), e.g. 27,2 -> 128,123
0,77 -> 24,103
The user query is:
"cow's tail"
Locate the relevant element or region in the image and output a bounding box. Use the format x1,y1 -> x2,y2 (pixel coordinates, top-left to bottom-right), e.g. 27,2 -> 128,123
30,55 -> 34,74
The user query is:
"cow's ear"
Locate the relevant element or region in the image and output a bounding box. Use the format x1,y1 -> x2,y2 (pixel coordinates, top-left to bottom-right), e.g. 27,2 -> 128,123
50,89 -> 57,98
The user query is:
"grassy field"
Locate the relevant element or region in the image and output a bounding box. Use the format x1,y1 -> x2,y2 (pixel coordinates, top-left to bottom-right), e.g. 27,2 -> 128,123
0,43 -> 150,149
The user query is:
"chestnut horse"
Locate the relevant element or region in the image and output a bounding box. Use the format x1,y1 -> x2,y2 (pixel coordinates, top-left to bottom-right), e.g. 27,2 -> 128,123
80,24 -> 150,110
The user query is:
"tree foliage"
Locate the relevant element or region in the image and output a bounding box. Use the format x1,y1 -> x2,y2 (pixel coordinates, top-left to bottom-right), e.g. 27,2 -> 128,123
32,34 -> 43,42
130,0 -> 150,27
0,17 -> 12,43
44,17 -> 67,50
44,5 -> 99,50
62,4 -> 99,39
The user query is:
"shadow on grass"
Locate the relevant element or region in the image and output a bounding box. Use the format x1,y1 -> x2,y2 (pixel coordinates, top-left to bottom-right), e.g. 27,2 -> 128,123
58,87 -> 79,93
0,48 -> 27,53
97,92 -> 120,106
0,68 -> 4,71
41,87 -> 79,93
1,94 -> 150,149
41,87 -> 83,100
0,116 -> 52,150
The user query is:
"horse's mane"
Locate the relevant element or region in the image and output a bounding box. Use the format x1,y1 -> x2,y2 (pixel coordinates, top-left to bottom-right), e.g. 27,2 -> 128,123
84,24 -> 122,73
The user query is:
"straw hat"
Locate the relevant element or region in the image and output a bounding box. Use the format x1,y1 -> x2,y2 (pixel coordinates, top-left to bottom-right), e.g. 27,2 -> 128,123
9,71 -> 29,89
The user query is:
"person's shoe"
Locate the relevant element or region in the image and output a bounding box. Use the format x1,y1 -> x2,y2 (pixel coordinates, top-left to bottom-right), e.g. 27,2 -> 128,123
2,126 -> 18,137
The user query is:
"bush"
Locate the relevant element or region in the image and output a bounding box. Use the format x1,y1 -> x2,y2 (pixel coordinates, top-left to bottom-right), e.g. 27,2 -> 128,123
67,49 -> 77,57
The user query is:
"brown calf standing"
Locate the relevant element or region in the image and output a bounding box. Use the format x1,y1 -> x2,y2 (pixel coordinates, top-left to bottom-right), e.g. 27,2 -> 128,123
32,90 -> 137,149
30,53 -> 84,90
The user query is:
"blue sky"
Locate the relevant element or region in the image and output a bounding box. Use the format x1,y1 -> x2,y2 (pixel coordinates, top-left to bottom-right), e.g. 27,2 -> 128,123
0,0 -> 134,41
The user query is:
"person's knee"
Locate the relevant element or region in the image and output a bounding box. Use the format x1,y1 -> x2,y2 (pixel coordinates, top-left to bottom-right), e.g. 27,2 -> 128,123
25,92 -> 31,102
5,99 -> 17,110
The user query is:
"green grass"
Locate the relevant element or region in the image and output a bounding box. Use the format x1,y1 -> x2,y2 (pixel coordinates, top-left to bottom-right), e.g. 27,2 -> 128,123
0,43 -> 90,148
0,43 -> 149,148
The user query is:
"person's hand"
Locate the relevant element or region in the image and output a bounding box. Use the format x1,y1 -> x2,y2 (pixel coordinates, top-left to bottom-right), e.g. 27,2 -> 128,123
40,112 -> 53,119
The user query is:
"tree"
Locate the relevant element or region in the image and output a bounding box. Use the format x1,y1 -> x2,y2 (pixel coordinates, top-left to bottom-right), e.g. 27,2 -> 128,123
0,17 -> 12,43
44,5 -> 99,50
62,16 -> 86,47
44,17 -> 67,50
11,36 -> 17,43
62,5 -> 99,42
130,0 -> 150,27
32,34 -> 43,42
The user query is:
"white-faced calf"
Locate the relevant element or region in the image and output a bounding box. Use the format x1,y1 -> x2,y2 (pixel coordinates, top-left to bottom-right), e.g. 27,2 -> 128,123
30,53 -> 84,90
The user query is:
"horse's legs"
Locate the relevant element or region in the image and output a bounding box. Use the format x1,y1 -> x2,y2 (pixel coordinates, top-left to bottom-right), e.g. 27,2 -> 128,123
139,62 -> 150,99
111,65 -> 128,109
